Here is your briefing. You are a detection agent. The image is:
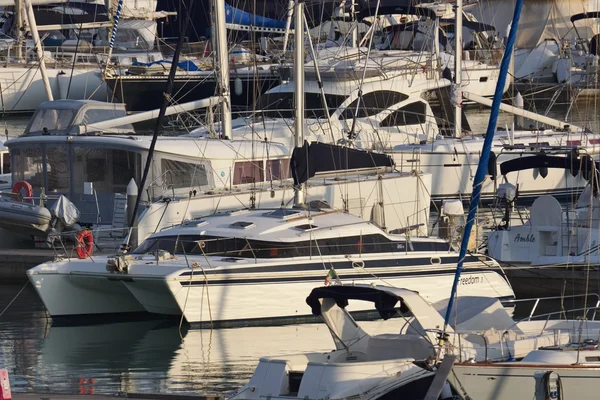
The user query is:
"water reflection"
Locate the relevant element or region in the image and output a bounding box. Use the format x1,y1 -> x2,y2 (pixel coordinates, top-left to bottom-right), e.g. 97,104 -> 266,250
0,284 -> 417,396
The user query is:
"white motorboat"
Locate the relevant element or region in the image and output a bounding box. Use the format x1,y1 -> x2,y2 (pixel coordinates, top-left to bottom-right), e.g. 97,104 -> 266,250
26,205 -> 515,322
486,153 -> 600,297
231,284 -> 600,399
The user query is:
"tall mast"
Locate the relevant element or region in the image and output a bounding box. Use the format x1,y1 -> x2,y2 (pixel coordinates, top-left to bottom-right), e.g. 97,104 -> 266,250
104,0 -> 124,76
213,0 -> 232,138
453,0 -> 462,138
293,0 -> 305,207
442,0 -> 524,334
24,0 -> 53,101
15,0 -> 23,60
282,0 -> 294,55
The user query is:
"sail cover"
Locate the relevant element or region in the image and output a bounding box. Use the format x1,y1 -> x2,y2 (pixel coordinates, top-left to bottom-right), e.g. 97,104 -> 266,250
225,3 -> 287,29
291,142 -> 395,186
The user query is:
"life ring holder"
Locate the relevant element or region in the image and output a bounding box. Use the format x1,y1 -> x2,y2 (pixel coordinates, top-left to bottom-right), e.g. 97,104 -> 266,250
12,181 -> 34,204
76,230 -> 94,259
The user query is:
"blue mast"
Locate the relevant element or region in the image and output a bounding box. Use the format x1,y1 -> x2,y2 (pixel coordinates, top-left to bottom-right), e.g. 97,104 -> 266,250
442,0 -> 524,329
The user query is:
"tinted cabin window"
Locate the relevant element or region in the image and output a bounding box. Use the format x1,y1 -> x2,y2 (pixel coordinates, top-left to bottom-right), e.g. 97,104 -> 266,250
82,108 -> 127,125
255,92 -> 347,119
233,161 -> 264,184
340,91 -> 409,120
380,102 -> 427,127
161,159 -> 209,189
132,234 -> 449,258
266,159 -> 290,181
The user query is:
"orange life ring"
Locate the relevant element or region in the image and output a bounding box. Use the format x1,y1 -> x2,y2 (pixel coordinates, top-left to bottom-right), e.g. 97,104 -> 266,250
76,230 -> 94,259
12,181 -> 33,203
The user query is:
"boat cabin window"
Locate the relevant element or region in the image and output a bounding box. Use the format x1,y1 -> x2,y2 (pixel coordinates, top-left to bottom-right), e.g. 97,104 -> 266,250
254,92 -> 347,119
28,109 -> 76,135
72,147 -> 142,194
266,159 -> 290,181
2,152 -> 10,174
46,146 -> 70,192
234,161 -> 264,184
11,147 -> 44,191
161,159 -> 210,189
81,108 -> 128,125
133,233 -> 450,258
379,102 -> 427,127
340,91 -> 409,120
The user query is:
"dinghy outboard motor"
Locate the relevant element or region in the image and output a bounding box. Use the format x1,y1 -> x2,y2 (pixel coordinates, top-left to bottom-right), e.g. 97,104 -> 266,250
496,182 -> 518,230
438,199 -> 465,246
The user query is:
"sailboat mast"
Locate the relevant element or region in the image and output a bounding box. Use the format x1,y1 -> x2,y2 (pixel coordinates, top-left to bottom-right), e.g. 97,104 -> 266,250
104,0 -> 124,75
15,0 -> 23,60
213,0 -> 232,138
23,0 -> 53,101
454,0 -> 462,138
442,0 -> 524,331
293,0 -> 305,206
282,0 -> 294,54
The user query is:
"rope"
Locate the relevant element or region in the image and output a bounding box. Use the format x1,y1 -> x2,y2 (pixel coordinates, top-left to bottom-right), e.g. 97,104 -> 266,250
0,281 -> 29,320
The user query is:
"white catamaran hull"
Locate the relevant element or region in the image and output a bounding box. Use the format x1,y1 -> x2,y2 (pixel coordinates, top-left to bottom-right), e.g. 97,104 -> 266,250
124,260 -> 514,325
27,270 -> 145,316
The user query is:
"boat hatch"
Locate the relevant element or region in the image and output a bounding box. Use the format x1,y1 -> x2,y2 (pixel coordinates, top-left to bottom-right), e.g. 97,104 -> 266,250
295,224 -> 318,231
24,100 -> 133,136
263,209 -> 302,219
182,220 -> 208,228
230,221 -> 255,229
221,257 -> 248,263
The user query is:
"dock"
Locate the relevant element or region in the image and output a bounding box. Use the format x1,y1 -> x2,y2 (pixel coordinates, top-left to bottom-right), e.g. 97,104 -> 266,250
0,249 -> 55,281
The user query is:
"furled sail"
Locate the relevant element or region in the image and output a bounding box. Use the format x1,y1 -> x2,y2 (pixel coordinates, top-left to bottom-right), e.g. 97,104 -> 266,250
224,3 -> 287,29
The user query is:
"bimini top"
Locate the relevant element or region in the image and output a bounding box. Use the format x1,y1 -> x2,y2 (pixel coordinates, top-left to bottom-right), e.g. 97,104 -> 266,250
571,11 -> 600,23
500,153 -> 599,182
306,285 -> 412,320
24,100 -> 134,136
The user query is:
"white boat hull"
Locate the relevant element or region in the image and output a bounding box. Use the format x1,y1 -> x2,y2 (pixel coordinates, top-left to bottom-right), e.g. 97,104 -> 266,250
124,261 -> 514,325
450,363 -> 600,400
27,264 -> 145,316
0,67 -> 107,113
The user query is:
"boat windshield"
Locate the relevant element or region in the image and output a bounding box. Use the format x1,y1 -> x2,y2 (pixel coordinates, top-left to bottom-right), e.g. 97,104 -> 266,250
132,234 -> 449,258
253,92 -> 347,119
28,109 -> 76,135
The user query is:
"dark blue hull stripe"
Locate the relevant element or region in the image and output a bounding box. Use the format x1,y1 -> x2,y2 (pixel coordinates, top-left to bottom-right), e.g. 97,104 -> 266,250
178,255 -> 483,277
177,267 -> 497,286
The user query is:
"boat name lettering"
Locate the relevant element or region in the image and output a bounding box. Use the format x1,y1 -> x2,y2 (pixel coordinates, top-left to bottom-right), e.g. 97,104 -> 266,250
459,275 -> 482,285
514,233 -> 535,243
396,243 -> 405,249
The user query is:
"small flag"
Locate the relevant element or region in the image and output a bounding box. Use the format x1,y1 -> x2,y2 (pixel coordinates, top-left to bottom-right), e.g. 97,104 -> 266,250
324,267 -> 341,286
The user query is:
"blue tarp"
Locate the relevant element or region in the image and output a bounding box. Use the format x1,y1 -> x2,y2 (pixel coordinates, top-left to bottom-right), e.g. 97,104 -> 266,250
131,59 -> 200,72
224,3 -> 289,29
